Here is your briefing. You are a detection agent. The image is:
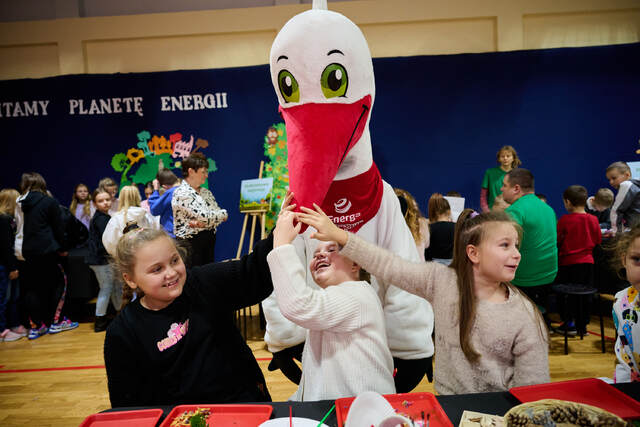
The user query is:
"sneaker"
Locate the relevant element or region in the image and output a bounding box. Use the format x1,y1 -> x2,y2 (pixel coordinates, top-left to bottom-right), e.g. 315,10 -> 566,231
554,321 -> 578,337
1,329 -> 25,342
10,325 -> 28,337
48,317 -> 79,334
28,324 -> 49,340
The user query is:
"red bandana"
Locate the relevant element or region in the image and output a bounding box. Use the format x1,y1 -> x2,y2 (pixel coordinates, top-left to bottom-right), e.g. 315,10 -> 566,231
319,162 -> 383,233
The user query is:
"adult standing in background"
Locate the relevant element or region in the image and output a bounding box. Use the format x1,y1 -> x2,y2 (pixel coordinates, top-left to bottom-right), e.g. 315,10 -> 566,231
172,153 -> 228,266
501,168 -> 557,310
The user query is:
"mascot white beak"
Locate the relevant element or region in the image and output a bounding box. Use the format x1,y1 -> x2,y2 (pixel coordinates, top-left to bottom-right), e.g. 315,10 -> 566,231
270,2 -> 375,215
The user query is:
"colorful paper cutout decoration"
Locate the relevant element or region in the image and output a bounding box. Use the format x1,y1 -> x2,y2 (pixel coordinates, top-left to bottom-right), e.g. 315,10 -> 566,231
262,122 -> 289,233
110,130 -> 217,189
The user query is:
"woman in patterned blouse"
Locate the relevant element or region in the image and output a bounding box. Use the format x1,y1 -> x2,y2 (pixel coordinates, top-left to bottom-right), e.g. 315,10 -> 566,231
171,153 -> 228,266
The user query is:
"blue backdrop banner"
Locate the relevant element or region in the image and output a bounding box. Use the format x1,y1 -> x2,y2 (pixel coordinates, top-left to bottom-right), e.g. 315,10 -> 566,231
2,42 -> 638,260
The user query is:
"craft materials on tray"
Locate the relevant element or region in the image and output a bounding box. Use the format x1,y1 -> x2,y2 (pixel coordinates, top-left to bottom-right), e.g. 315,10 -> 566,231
336,391 -> 452,427
458,410 -> 504,427
504,399 -> 627,426
170,407 -> 211,426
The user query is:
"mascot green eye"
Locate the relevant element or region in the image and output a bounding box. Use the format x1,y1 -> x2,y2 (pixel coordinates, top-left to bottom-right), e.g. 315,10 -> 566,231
278,70 -> 300,103
321,63 -> 348,98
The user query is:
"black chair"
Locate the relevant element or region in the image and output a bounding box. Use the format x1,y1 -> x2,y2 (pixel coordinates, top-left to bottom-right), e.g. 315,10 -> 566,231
551,283 -> 602,355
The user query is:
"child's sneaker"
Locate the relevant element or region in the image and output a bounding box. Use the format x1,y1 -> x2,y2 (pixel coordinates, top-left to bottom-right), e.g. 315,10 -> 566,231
48,317 -> 79,334
1,328 -> 25,342
10,325 -> 28,337
28,324 -> 49,340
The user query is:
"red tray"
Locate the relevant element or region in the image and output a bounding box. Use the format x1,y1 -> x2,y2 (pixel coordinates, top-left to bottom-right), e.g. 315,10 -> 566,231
510,378 -> 640,419
79,409 -> 163,427
159,404 -> 273,427
335,392 -> 453,427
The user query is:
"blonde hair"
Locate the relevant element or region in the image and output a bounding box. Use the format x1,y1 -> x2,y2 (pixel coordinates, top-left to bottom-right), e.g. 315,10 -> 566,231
113,228 -> 185,304
497,145 -> 522,169
117,185 -> 142,224
394,188 -> 425,244
69,183 -> 92,222
606,161 -> 631,175
0,189 -> 20,216
594,188 -> 614,208
450,209 -> 545,362
613,225 -> 640,279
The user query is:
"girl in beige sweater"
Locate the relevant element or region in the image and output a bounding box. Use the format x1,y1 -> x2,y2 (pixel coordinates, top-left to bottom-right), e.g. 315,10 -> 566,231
298,206 -> 549,394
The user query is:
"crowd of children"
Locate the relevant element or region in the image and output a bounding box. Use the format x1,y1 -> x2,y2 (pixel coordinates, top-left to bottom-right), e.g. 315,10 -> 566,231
1,154 -> 640,407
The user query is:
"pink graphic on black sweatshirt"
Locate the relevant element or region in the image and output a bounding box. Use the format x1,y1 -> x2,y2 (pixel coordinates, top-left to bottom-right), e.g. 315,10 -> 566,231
157,319 -> 189,352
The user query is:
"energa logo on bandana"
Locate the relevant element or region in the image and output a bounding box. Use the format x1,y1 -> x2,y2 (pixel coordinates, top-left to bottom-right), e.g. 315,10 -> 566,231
334,198 -> 352,214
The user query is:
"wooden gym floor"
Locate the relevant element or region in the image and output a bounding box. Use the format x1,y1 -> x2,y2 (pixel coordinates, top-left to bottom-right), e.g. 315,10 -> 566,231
0,308 -> 618,426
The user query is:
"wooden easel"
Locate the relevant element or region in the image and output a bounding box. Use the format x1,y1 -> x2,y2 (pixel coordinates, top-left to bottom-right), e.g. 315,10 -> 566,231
234,161 -> 268,338
235,161 -> 267,259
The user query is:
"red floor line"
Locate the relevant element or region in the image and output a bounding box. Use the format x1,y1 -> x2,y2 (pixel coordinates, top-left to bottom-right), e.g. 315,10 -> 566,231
0,365 -> 105,373
586,329 -> 615,342
256,357 -> 273,361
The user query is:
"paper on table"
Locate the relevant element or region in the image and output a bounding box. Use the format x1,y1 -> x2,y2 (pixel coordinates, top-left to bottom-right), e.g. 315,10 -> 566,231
444,196 -> 465,222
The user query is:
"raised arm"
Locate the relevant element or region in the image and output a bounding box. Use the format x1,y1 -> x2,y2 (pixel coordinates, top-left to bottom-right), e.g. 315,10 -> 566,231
190,233 -> 274,311
298,204 -> 444,302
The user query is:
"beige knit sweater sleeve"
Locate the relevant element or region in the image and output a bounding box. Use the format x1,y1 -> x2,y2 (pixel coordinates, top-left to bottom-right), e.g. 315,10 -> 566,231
341,232 -> 451,303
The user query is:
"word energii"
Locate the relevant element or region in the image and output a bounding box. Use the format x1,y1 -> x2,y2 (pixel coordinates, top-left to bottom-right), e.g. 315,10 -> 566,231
1,92 -> 229,118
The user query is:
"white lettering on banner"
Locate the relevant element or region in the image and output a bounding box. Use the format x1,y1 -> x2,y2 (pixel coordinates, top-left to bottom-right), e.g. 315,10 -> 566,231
0,100 -> 50,118
328,211 -> 361,224
68,97 -> 144,117
160,93 -> 228,112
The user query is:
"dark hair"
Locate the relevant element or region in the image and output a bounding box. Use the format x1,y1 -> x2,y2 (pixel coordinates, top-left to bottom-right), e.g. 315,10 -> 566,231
506,168 -> 534,191
157,169 -> 178,186
19,172 -> 47,194
536,193 -> 547,202
182,152 -> 208,177
428,193 -> 451,221
394,188 -> 426,245
563,185 -> 587,207
91,188 -> 111,203
446,191 -> 461,197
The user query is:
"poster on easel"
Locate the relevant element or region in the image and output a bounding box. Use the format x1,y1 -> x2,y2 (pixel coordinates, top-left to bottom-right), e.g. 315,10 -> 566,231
239,177 -> 273,212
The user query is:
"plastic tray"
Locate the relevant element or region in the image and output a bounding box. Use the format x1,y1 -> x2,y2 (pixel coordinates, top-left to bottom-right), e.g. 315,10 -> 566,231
79,409 -> 163,427
159,404 -> 273,427
510,378 -> 640,419
335,392 -> 453,427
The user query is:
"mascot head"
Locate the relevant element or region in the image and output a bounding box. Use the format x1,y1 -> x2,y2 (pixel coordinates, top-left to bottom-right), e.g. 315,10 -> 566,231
270,0 -> 375,212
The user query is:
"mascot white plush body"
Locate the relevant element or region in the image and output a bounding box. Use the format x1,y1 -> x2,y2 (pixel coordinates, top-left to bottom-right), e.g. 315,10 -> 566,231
262,0 -> 435,396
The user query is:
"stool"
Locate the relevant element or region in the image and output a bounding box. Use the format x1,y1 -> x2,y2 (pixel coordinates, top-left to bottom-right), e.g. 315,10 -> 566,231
598,293 -> 615,353
551,283 -> 599,355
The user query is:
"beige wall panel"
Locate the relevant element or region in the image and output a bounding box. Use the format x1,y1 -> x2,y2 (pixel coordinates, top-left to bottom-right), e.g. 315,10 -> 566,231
0,43 -> 59,79
361,18 -> 497,58
524,9 -> 640,50
83,30 -> 277,74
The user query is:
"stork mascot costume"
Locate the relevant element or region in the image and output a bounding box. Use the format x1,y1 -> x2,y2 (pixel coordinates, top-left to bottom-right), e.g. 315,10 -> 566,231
262,0 -> 435,394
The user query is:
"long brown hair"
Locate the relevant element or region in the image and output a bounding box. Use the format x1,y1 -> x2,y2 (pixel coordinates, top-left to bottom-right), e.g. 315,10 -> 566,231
450,208 -> 544,362
394,188 -> 425,245
427,193 -> 451,222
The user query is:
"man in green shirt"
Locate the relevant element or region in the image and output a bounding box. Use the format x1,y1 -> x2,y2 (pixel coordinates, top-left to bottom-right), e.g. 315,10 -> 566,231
502,168 -> 557,307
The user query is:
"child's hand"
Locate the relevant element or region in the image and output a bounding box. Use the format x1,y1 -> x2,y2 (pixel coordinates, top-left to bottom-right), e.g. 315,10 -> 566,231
298,204 -> 348,246
274,210 -> 301,247
273,191 -> 299,247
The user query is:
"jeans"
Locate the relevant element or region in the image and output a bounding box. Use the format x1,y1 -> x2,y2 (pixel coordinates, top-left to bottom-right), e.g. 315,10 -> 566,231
90,264 -> 122,316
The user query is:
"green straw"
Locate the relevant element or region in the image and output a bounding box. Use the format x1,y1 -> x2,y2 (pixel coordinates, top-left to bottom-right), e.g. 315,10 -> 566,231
317,403 -> 336,427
